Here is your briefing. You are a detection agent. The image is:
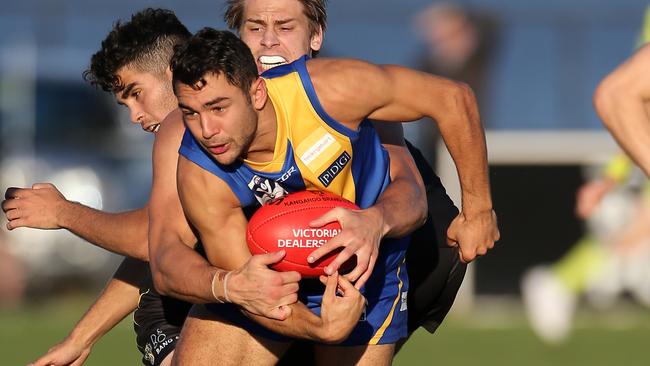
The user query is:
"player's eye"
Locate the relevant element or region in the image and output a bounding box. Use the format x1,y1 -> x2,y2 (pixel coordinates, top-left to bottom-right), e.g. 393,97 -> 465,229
182,110 -> 197,118
280,26 -> 293,31
131,90 -> 141,100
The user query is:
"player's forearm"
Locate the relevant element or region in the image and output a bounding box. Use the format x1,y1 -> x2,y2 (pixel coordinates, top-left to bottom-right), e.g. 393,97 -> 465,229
244,302 -> 345,343
436,83 -> 493,214
58,203 -> 149,261
373,144 -> 427,238
594,85 -> 650,177
66,257 -> 142,348
149,236 -> 216,304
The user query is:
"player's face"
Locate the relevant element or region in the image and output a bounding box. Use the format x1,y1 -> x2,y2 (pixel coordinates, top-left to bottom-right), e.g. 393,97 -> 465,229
114,66 -> 177,133
176,73 -> 259,165
240,0 -> 323,74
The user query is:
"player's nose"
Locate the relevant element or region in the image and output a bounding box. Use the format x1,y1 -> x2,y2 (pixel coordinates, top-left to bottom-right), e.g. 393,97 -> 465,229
129,107 -> 145,125
200,117 -> 220,139
261,28 -> 280,48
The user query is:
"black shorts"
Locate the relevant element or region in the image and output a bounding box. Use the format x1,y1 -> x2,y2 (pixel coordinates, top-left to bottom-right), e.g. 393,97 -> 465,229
404,141 -> 467,334
133,268 -> 192,366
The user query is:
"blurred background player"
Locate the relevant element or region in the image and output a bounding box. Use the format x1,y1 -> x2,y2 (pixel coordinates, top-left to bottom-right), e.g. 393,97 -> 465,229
522,153 -> 650,343
522,6 -> 650,344
408,2 -> 498,165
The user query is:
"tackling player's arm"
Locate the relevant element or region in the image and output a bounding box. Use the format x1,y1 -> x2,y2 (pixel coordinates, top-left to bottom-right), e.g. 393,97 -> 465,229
309,58 -> 499,263
28,257 -> 145,366
594,43 -> 650,177
147,111 -> 215,304
176,155 -> 364,342
2,186 -> 149,261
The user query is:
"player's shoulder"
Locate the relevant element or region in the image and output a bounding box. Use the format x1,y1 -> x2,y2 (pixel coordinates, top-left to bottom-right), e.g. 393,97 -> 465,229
305,57 -> 390,102
154,109 -> 184,144
306,57 -> 386,80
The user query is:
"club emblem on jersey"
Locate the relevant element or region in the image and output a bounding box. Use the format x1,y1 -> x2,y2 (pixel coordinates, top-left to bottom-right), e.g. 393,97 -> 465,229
248,175 -> 288,205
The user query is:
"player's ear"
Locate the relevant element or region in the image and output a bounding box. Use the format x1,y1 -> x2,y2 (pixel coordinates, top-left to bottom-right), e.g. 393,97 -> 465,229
310,26 -> 323,54
165,66 -> 173,82
251,77 -> 268,110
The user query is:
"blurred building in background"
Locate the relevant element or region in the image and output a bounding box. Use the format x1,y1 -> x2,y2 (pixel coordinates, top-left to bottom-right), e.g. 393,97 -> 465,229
0,0 -> 647,303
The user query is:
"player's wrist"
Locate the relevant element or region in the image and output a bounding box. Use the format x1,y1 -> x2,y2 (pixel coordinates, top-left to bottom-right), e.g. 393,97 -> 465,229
67,327 -> 98,349
211,270 -> 232,303
363,205 -> 389,237
460,198 -> 494,219
57,199 -> 79,229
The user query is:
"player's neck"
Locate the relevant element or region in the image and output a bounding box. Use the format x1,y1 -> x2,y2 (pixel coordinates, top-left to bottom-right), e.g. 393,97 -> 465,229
246,99 -> 278,162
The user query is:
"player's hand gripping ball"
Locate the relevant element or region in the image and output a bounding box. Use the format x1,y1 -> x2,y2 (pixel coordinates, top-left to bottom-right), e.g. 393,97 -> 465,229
247,190 -> 359,277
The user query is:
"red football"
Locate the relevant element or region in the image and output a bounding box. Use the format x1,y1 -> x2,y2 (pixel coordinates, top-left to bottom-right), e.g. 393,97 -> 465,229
246,190 -> 360,277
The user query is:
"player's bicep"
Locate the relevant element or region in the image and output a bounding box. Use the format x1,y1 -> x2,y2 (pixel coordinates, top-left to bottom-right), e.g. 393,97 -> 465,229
176,156 -> 250,270
368,65 -> 473,124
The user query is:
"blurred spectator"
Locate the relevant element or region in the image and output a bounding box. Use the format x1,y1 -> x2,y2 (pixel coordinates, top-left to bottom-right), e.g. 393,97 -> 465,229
522,154 -> 650,344
408,2 -> 499,166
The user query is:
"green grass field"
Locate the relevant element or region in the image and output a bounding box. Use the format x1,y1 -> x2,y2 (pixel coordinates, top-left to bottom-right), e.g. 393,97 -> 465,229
2,296 -> 649,366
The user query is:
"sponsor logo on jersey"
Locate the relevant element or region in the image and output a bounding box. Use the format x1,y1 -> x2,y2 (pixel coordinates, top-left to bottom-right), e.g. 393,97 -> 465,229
318,151 -> 351,187
296,127 -> 343,172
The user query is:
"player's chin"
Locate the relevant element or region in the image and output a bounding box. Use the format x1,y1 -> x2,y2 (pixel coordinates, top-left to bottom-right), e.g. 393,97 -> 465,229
213,151 -> 238,165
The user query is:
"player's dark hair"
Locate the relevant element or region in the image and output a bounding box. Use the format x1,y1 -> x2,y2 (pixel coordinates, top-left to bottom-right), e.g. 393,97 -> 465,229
170,28 -> 258,96
223,0 -> 327,56
83,8 -> 191,93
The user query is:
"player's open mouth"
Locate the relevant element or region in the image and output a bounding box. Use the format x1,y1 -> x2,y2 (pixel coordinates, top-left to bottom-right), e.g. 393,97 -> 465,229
144,124 -> 160,133
207,143 -> 229,155
259,56 -> 288,71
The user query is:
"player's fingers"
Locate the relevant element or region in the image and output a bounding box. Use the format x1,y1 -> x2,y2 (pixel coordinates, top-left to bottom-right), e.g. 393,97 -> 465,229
308,207 -> 346,228
307,236 -> 344,264
476,245 -> 488,256
460,247 -> 476,263
278,270 -> 301,284
276,292 -> 299,307
325,246 -> 359,275
446,226 -> 458,247
319,275 -> 328,286
6,218 -> 28,230
340,251 -> 368,283
5,208 -> 20,221
351,252 -> 376,289
71,358 -> 87,366
354,268 -> 373,290
28,354 -> 53,366
1,198 -> 19,212
32,183 -> 53,190
278,282 -> 300,298
335,273 -> 358,296
4,187 -> 26,200
253,250 -> 286,266
323,272 -> 339,300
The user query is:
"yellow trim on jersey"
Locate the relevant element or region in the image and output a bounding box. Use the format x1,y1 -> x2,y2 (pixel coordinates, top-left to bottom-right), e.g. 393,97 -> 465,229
263,71 -> 358,202
641,5 -> 650,44
369,259 -> 405,345
603,153 -> 632,184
